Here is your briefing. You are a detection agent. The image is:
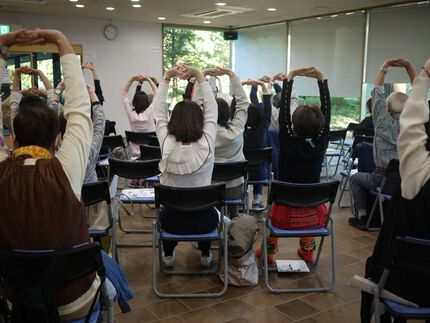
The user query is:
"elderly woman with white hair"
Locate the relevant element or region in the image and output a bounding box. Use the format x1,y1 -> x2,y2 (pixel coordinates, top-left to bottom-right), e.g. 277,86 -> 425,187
349,58 -> 415,229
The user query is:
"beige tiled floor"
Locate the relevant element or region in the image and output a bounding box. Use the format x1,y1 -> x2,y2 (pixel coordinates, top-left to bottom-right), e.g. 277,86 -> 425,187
113,187 -> 378,322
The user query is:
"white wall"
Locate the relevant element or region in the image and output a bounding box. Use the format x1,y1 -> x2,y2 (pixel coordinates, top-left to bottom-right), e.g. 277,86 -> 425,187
0,12 -> 163,135
233,23 -> 286,80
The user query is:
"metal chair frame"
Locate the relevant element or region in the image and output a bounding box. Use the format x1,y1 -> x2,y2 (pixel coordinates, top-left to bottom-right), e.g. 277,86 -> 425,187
262,180 -> 340,293
152,183 -> 229,298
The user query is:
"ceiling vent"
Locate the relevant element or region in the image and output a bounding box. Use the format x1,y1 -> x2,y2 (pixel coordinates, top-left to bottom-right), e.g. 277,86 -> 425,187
183,6 -> 255,19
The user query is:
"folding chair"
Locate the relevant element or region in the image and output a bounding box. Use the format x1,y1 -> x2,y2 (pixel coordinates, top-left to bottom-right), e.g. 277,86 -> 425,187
109,158 -> 160,252
244,147 -> 273,212
263,180 -> 340,293
140,144 -> 162,160
152,183 -> 229,298
366,159 -> 400,231
374,236 -> 430,323
98,135 -> 128,180
100,135 -> 126,157
147,135 -> 160,147
0,243 -> 114,323
325,129 -> 347,179
81,181 -> 117,261
338,136 -> 374,208
125,131 -> 156,146
212,161 -> 248,215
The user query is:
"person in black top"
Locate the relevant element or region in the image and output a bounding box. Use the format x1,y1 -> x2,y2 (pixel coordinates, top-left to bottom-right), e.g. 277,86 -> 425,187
256,67 -> 331,265
278,67 -> 331,184
353,98 -> 374,138
243,79 -> 272,210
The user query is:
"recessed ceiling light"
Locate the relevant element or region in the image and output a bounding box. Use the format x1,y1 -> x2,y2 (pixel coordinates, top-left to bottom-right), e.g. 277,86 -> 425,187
106,7 -> 115,10
75,4 -> 84,8
132,4 -> 141,7
316,17 -> 322,20
203,20 -> 211,24
131,0 -> 140,2
215,2 -> 226,5
267,8 -> 277,11
330,14 -> 338,17
345,12 -> 354,15
69,0 -> 78,2
158,17 -> 166,20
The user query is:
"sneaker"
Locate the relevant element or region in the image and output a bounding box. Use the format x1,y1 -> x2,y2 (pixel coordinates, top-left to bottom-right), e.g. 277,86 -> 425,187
348,216 -> 367,229
163,254 -> 175,268
251,201 -> 265,211
200,252 -> 213,267
297,247 -> 314,264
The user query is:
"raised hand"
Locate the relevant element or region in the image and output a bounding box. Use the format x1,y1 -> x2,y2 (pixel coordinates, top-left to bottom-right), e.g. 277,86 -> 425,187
214,66 -> 235,77
259,75 -> 271,83
271,72 -> 284,82
203,68 -> 218,77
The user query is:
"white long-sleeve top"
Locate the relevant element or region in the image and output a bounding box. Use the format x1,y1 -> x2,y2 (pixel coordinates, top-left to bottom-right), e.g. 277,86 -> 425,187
0,54 -> 93,200
398,76 -> 430,200
153,81 -> 218,187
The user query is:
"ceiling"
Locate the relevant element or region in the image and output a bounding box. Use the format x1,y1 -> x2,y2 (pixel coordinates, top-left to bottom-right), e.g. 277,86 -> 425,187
0,0 -> 420,29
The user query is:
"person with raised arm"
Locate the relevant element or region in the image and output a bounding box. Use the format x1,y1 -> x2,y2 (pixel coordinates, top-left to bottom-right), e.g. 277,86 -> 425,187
210,66 -> 249,218
243,79 -> 272,210
0,29 -> 99,320
82,62 -> 105,105
360,58 -> 430,323
349,58 -> 415,229
256,66 -> 331,265
122,74 -> 157,155
153,64 -> 218,268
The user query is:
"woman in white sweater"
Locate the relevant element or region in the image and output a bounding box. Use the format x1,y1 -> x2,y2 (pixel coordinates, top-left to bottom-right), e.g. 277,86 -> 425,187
153,64 -> 218,267
211,67 -> 249,217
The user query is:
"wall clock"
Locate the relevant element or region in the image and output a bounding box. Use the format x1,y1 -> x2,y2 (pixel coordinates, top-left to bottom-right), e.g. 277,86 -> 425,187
104,24 -> 118,41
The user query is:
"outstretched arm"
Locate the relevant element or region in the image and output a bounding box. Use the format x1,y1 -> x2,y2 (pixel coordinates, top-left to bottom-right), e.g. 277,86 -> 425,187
398,59 -> 430,199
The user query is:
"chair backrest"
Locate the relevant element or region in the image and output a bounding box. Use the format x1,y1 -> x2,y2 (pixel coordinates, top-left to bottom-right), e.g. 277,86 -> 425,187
125,131 -> 156,145
155,183 -> 225,212
269,180 -> 340,208
351,136 -> 374,159
140,144 -> 162,160
356,142 -> 376,173
109,158 -> 160,179
388,236 -> 430,277
212,161 -> 248,182
81,181 -> 111,206
101,135 -> 125,151
243,148 -> 273,167
147,135 -> 160,147
329,129 -> 347,143
346,122 -> 359,132
0,243 -> 104,322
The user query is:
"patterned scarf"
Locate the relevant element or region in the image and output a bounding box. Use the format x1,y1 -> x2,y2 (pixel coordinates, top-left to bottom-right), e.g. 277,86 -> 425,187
12,146 -> 52,160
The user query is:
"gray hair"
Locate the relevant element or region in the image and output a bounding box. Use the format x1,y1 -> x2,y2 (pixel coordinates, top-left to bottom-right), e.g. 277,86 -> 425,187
386,91 -> 408,115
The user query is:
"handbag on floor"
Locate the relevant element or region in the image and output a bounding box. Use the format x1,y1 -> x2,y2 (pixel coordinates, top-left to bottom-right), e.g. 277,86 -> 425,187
220,214 -> 259,286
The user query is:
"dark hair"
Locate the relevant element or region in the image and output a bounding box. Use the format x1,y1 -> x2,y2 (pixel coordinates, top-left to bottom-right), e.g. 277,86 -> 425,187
132,91 -> 150,114
216,98 -> 230,128
150,77 -> 159,88
58,112 -> 67,138
168,100 -> 204,143
14,97 -> 59,149
245,104 -> 261,130
292,104 -> 325,138
366,98 -> 372,114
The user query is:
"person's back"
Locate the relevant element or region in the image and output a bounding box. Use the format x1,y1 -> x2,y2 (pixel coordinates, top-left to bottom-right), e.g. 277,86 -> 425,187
0,29 -> 97,318
278,68 -> 331,184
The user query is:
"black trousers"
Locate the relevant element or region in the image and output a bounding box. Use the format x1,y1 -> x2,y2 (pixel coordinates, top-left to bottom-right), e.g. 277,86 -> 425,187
160,207 -> 219,256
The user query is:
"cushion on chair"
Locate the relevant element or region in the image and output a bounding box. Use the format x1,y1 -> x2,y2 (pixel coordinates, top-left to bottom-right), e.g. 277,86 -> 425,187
66,303 -> 101,323
383,299 -> 430,319
161,228 -> 219,241
268,220 -> 330,237
225,199 -> 245,205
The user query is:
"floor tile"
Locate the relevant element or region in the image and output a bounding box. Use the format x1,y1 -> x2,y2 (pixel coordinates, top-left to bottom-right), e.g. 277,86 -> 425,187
211,299 -> 255,321
275,299 -> 319,320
